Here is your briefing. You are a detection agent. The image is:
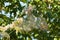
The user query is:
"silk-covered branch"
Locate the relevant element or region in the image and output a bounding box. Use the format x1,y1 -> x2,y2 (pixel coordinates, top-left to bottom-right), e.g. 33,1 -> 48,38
0,5 -> 48,33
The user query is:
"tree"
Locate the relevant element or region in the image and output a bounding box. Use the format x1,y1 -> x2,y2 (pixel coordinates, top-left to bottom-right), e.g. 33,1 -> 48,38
0,0 -> 60,40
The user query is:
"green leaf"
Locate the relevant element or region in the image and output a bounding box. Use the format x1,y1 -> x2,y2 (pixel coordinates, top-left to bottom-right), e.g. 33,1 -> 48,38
35,0 -> 40,2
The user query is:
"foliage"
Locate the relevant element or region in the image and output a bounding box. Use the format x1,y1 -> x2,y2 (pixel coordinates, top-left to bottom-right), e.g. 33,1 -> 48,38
0,0 -> 60,40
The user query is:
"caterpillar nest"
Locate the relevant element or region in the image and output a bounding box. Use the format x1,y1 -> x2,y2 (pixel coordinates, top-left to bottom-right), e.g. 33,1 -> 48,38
0,5 -> 48,33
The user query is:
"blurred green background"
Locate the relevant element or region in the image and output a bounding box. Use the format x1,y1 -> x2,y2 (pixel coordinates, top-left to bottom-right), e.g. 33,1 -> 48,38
0,0 -> 60,40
